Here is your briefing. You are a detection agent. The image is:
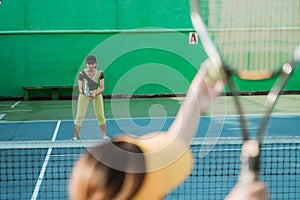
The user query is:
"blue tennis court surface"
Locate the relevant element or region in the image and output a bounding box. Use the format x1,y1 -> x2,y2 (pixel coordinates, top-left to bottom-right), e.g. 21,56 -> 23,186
1,114 -> 299,141
0,114 -> 299,199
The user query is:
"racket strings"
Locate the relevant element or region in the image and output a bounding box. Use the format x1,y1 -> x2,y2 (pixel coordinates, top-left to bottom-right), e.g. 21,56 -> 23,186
201,0 -> 300,78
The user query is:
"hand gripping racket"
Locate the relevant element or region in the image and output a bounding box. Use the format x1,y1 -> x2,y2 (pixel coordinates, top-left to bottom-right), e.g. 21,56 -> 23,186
190,0 -> 300,184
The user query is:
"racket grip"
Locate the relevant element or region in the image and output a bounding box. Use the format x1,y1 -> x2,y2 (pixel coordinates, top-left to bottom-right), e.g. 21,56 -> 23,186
239,140 -> 260,185
248,155 -> 260,174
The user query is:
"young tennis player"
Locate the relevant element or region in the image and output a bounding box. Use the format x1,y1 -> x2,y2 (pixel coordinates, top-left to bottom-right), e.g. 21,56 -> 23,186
69,59 -> 268,199
71,55 -> 110,141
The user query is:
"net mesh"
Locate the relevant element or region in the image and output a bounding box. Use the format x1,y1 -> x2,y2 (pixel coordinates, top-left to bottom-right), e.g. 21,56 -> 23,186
0,137 -> 299,200
198,0 -> 300,77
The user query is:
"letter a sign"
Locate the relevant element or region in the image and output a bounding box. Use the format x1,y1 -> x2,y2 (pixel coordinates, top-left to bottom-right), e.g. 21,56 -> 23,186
189,32 -> 198,44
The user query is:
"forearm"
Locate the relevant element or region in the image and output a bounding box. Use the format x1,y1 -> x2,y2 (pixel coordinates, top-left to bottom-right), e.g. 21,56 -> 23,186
168,58 -> 225,143
78,80 -> 83,94
95,86 -> 104,96
95,79 -> 105,96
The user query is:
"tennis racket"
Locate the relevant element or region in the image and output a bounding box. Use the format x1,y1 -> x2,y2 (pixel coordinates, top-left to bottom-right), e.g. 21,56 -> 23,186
81,77 -> 91,96
190,0 -> 300,185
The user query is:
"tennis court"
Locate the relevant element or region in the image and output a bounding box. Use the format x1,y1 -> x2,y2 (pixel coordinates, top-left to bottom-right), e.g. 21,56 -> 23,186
0,96 -> 299,199
1,1 -> 300,199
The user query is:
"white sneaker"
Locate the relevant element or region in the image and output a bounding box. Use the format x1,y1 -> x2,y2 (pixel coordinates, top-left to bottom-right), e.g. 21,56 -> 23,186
102,136 -> 110,140
70,137 -> 78,142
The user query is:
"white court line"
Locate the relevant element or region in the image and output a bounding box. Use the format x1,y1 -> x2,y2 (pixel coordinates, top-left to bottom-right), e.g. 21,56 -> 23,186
31,120 -> 61,200
11,101 -> 20,108
0,114 -> 6,120
0,110 -> 32,113
0,113 -> 300,124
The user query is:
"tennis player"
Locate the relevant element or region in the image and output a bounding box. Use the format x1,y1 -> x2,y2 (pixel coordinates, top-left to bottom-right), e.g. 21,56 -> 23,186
69,59 -> 268,199
71,55 -> 110,141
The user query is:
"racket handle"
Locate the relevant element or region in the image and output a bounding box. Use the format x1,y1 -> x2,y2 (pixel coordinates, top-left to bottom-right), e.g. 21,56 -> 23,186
239,140 -> 260,185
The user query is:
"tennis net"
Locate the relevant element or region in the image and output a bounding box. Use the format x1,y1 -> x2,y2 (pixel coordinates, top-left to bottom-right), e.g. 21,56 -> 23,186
0,137 -> 299,200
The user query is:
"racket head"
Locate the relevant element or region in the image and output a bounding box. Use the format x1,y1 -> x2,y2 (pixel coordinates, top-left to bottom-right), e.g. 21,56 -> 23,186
193,0 -> 300,80
82,78 -> 90,96
190,0 -> 300,185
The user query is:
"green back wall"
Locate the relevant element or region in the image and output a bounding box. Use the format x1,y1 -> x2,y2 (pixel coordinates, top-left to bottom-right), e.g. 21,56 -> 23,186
0,0 -> 299,98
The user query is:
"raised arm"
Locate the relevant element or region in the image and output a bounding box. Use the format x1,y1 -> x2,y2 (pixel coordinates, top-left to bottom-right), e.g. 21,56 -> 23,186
168,58 -> 225,144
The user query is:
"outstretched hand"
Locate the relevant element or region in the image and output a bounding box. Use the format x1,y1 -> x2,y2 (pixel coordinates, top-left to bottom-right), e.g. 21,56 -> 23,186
225,181 -> 269,200
88,92 -> 96,98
